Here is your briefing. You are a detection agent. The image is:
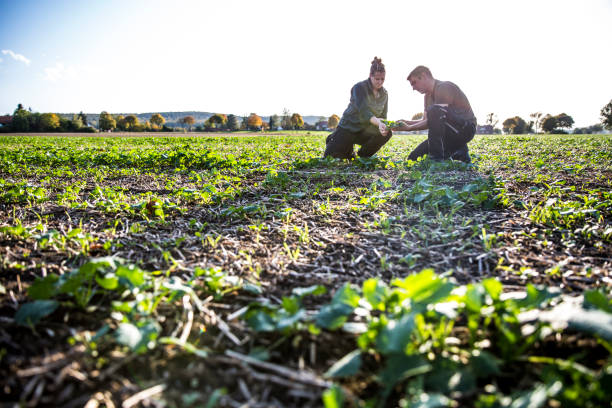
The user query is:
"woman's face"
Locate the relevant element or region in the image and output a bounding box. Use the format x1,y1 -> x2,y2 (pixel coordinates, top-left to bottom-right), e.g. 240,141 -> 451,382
370,71 -> 385,91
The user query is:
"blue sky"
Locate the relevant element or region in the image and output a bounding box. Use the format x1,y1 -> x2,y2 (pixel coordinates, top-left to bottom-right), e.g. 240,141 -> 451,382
1,0 -> 611,127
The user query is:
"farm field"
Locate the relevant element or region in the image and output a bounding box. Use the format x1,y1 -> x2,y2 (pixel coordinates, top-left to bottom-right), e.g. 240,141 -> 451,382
1,132 -> 611,407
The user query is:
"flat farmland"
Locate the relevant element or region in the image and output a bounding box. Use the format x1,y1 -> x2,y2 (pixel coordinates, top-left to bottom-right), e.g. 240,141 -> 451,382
1,132 -> 611,407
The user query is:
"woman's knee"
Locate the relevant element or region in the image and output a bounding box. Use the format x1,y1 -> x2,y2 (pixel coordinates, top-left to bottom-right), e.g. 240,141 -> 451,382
325,129 -> 354,159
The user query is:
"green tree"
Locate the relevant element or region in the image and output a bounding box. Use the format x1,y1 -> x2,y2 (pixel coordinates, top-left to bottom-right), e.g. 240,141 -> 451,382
502,118 -> 515,134
39,113 -> 60,131
328,114 -> 340,129
99,111 -> 116,131
540,114 -> 557,133
290,113 -> 304,129
78,111 -> 88,126
115,115 -> 127,131
69,114 -> 83,131
150,113 -> 165,129
513,116 -> 527,134
124,115 -> 139,130
58,116 -> 71,132
600,99 -> 612,130
502,116 -> 527,134
555,113 -> 574,130
227,114 -> 240,131
28,112 -> 42,132
11,104 -> 30,131
208,113 -> 227,129
269,114 -> 280,130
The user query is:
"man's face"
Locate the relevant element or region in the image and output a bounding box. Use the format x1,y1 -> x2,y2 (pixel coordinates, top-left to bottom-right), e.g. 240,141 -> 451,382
409,74 -> 428,94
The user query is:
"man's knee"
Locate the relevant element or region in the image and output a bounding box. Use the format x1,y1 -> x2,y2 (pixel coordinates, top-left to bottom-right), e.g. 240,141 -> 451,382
426,104 -> 447,122
426,104 -> 446,115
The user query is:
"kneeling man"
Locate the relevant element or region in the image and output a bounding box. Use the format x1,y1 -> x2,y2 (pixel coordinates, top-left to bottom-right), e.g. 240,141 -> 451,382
396,66 -> 476,163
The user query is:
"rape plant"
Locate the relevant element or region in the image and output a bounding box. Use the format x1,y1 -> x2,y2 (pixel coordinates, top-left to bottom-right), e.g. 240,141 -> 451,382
17,256 -> 243,356
244,285 -> 327,334
0,181 -> 47,204
242,269 -> 611,407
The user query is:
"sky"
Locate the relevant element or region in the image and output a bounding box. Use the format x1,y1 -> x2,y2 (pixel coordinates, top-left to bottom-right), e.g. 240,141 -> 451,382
1,0 -> 611,128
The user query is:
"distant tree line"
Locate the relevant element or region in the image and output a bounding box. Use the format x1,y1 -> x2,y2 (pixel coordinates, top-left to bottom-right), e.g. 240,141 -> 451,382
194,111 -> 337,132
0,104 -> 96,133
3,99 -> 611,134
97,111 -> 173,132
490,99 -> 612,135
0,104 -> 343,133
500,112 -> 575,135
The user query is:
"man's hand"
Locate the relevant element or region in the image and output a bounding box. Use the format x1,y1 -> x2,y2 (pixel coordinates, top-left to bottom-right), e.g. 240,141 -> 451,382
395,120 -> 407,130
391,120 -> 411,131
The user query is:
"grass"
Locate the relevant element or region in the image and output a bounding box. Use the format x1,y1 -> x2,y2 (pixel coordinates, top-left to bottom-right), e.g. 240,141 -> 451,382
1,132 -> 611,407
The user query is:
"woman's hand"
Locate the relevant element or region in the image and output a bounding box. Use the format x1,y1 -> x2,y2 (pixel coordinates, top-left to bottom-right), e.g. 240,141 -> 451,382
378,120 -> 388,136
370,116 -> 389,136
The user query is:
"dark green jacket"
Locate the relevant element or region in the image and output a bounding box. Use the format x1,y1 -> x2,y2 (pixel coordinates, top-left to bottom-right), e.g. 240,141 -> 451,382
338,79 -> 388,132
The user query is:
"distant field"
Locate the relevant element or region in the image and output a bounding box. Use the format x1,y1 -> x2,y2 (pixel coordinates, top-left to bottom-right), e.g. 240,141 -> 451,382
1,133 -> 611,407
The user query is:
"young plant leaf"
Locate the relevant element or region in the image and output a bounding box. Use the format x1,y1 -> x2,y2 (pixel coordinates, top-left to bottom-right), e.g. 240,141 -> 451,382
247,311 -> 277,332
27,274 -> 60,299
292,285 -> 327,298
363,278 -> 388,311
15,300 -> 59,326
376,313 -> 416,355
584,290 -> 612,313
322,384 -> 344,408
482,278 -> 503,301
95,272 -> 119,290
315,283 -> 360,329
378,354 -> 431,386
324,349 -> 362,378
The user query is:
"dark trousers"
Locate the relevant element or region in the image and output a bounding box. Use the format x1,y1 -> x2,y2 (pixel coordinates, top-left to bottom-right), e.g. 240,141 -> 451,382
324,126 -> 392,159
408,104 -> 475,163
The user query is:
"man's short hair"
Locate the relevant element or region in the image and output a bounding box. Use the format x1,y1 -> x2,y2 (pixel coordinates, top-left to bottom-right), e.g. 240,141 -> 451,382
407,65 -> 432,81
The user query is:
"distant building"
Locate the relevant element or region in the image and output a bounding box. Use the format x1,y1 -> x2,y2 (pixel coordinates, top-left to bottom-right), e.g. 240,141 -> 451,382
315,120 -> 328,131
477,125 -> 493,134
0,115 -> 12,126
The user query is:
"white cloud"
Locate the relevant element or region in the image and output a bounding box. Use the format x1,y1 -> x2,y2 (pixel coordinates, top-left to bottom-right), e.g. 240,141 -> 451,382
43,62 -> 78,81
1,49 -> 31,65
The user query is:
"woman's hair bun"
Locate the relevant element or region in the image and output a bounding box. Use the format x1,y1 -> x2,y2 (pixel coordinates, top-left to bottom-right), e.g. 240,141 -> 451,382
370,57 -> 385,75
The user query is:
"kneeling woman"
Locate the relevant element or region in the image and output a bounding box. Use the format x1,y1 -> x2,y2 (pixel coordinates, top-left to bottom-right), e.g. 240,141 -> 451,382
324,57 -> 391,159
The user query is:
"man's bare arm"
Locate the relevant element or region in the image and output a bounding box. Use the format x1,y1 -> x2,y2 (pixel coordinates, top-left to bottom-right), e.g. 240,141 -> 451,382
396,119 -> 427,131
394,111 -> 429,131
